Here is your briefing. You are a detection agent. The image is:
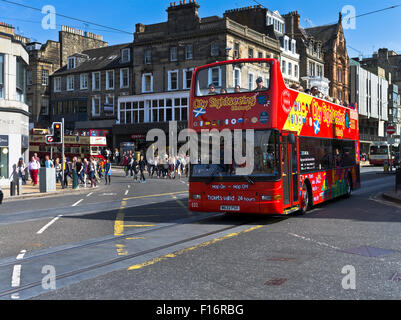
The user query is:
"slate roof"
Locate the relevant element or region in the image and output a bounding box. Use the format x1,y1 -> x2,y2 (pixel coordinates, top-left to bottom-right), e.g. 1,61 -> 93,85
53,43 -> 132,76
304,23 -> 338,51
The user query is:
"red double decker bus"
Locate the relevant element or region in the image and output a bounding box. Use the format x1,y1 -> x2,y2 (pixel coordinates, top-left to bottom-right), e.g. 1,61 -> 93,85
188,58 -> 360,215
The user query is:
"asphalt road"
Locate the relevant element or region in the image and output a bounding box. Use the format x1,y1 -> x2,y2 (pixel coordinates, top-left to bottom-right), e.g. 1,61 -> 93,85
0,166 -> 400,301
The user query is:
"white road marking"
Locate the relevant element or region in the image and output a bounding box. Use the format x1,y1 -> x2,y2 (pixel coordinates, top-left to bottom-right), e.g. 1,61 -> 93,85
87,192 -> 93,197
288,232 -> 341,251
37,215 -> 63,234
11,293 -> 19,299
72,199 -> 84,207
125,190 -> 129,196
128,185 -> 131,188
16,250 -> 26,260
11,265 -> 21,287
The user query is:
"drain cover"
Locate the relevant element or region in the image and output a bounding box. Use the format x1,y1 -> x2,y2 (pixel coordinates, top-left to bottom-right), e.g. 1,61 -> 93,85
342,246 -> 397,257
265,278 -> 287,286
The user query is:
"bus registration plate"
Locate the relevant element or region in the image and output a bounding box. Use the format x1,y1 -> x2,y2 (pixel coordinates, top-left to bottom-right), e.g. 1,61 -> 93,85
220,205 -> 240,211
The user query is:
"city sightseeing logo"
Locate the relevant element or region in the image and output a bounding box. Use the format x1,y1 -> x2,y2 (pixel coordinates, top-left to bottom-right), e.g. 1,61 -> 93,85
193,95 -> 257,112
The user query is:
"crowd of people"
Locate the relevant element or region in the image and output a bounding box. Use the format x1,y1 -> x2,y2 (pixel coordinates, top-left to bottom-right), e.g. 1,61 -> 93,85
289,83 -> 356,109
120,151 -> 190,181
15,153 -> 112,189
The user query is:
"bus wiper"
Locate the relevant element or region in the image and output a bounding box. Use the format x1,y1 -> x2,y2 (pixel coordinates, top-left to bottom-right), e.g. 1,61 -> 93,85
206,165 -> 222,185
243,175 -> 255,185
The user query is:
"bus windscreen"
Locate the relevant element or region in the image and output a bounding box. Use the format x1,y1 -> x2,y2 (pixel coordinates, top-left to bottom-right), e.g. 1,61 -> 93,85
195,61 -> 271,96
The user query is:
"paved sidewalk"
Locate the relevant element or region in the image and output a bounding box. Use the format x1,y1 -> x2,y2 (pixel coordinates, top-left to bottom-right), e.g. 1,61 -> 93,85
382,189 -> 401,204
1,179 -> 103,202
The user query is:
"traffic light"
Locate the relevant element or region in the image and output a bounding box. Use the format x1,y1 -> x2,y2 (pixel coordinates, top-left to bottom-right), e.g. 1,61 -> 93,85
52,122 -> 62,144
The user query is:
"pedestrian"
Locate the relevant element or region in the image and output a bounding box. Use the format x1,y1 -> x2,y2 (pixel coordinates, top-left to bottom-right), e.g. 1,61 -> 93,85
45,155 -> 54,168
88,158 -> 97,188
28,156 -> 40,185
64,158 -> 71,187
77,158 -> 85,185
105,159 -> 111,185
139,155 -> 146,183
55,158 -> 62,184
17,157 -> 27,185
72,157 -> 79,189
114,148 -> 120,164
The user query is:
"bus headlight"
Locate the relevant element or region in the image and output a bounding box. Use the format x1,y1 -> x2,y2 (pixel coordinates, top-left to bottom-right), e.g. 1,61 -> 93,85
261,195 -> 281,201
191,194 -> 201,200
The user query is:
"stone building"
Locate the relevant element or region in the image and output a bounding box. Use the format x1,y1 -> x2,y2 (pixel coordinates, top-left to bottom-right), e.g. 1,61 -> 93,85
305,13 -> 349,103
355,48 -> 401,140
282,12 -> 327,94
26,26 -> 107,128
224,5 -> 300,86
113,1 -> 280,151
0,23 -> 30,185
349,58 -> 389,153
50,43 -> 133,147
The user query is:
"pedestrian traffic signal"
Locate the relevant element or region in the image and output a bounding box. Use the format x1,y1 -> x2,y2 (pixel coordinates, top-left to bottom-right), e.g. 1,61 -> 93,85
52,122 -> 62,144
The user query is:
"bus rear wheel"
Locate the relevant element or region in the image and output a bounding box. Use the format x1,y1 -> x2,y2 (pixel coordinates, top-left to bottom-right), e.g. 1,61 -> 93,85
299,183 -> 310,215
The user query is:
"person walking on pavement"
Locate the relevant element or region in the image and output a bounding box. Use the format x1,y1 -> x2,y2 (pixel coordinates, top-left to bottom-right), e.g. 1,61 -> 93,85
17,157 -> 27,185
138,155 -> 146,183
55,158 -> 62,184
77,158 -> 85,186
28,156 -> 40,186
45,155 -> 54,168
88,157 -> 97,188
72,157 -> 79,189
63,158 -> 71,188
105,159 -> 112,185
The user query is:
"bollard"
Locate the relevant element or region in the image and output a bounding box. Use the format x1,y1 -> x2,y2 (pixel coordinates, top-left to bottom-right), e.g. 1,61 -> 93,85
396,168 -> 401,192
10,180 -> 16,196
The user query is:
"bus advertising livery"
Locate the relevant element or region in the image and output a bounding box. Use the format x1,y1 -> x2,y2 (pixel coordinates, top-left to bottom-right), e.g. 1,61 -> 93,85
188,58 -> 360,215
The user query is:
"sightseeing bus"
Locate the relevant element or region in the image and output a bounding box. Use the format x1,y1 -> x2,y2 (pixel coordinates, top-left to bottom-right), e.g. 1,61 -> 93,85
188,58 -> 360,215
29,129 -> 107,162
368,141 -> 398,166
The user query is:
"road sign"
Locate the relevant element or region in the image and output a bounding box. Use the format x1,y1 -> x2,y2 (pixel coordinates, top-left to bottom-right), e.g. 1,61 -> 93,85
387,125 -> 396,135
45,135 -> 54,144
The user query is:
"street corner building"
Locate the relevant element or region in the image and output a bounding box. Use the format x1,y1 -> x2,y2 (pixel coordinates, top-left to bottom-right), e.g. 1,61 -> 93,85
0,23 -> 30,186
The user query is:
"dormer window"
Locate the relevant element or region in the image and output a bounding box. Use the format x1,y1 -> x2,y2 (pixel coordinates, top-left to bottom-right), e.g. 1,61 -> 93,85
121,48 -> 130,63
67,57 -> 76,70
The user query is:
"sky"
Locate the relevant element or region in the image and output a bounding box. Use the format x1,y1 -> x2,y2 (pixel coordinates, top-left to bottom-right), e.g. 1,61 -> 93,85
0,0 -> 400,58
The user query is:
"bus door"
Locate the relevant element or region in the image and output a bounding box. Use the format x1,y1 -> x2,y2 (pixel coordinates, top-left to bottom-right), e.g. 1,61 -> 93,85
281,132 -> 299,210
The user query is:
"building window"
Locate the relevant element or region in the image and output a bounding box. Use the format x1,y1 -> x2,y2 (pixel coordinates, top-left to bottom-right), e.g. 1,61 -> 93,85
248,48 -> 254,59
183,68 -> 194,90
337,68 -> 342,82
27,70 -> 32,86
42,69 -> 49,86
284,38 -> 289,51
0,54 -> 3,99
309,62 -> 315,76
67,57 -> 76,69
233,67 -> 241,87
16,58 -> 26,102
170,47 -> 178,62
248,73 -> 254,91
291,40 -> 296,54
294,65 -> 298,78
142,73 -> 153,93
234,43 -> 240,59
144,49 -> 152,64
120,68 -> 129,88
40,97 -> 49,115
282,60 -> 286,74
121,48 -> 130,63
92,72 -> 100,91
106,70 -> 114,90
168,70 -> 179,91
54,77 -> 61,92
209,67 -> 221,87
92,97 -> 101,116
105,95 -> 114,115
67,75 -> 74,91
185,44 -> 193,60
211,42 -> 219,57
288,62 -> 292,76
80,73 -> 88,90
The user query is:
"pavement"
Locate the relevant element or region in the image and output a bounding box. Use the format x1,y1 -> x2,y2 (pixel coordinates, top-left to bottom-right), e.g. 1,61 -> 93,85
1,174 -> 107,202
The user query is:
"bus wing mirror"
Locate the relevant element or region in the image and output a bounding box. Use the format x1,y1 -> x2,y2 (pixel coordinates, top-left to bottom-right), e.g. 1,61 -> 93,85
288,134 -> 296,145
